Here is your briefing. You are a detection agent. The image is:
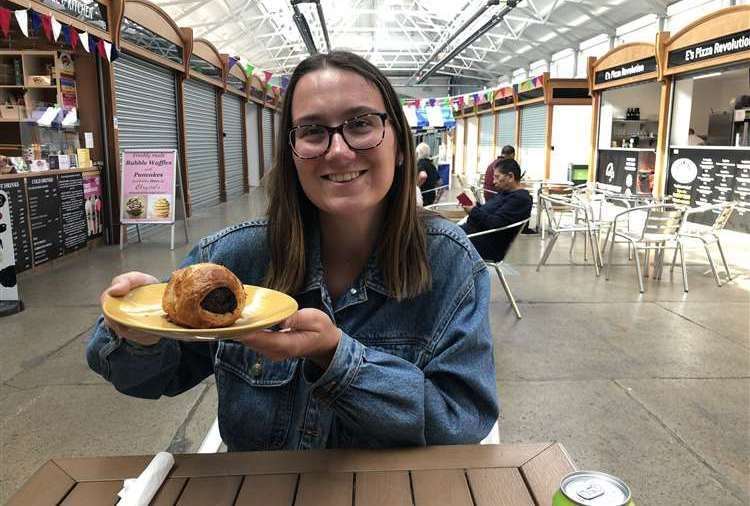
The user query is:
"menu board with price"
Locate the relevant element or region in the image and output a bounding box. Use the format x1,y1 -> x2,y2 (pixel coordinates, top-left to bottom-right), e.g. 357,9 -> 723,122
58,172 -> 88,254
666,148 -> 750,233
596,149 -> 656,194
26,176 -> 63,267
0,178 -> 32,272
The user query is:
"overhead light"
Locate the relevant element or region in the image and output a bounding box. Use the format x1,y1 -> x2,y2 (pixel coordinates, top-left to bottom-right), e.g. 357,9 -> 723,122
290,0 -> 331,55
516,45 -> 531,54
416,0 -> 521,84
693,72 -> 722,80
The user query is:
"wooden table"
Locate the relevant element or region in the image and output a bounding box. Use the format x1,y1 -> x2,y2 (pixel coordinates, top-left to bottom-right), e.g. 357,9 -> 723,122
8,443 -> 575,506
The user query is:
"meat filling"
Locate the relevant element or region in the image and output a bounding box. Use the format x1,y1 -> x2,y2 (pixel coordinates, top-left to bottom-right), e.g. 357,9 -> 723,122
200,287 -> 238,314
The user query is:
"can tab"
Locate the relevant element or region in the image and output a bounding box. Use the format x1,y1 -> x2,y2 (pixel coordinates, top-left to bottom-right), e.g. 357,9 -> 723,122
577,482 -> 605,500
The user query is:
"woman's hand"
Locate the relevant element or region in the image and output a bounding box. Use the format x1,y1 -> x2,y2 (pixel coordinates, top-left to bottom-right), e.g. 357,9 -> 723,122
236,308 -> 342,369
418,170 -> 428,186
101,272 -> 163,346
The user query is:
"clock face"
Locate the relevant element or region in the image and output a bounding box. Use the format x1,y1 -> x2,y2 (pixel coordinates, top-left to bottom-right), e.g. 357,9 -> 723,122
670,158 -> 698,185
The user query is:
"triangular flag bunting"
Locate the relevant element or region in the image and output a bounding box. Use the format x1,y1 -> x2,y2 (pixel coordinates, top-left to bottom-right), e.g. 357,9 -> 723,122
110,44 -> 119,62
40,13 -> 52,41
79,31 -> 90,52
263,70 -> 272,83
96,39 -> 105,58
51,15 -> 62,41
88,34 -> 98,54
14,10 -> 28,37
29,10 -> 41,34
103,41 -> 113,61
69,28 -> 79,50
0,8 -> 11,38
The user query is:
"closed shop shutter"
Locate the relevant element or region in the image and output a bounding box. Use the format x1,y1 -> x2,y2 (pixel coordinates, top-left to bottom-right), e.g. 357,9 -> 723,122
478,114 -> 494,174
520,103 -> 548,179
465,116 -> 479,182
497,109 -> 516,148
246,102 -> 261,186
184,79 -> 221,210
262,107 -> 273,173
113,53 -> 179,238
454,119 -> 465,176
223,93 -> 245,199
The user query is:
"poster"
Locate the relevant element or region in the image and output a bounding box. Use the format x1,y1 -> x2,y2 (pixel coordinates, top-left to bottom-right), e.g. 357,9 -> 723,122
0,190 -> 20,307
0,178 -> 32,272
83,174 -> 103,237
665,147 -> 750,233
27,175 -> 63,267
120,150 -> 177,224
60,76 -> 78,112
58,172 -> 88,254
596,149 -> 655,195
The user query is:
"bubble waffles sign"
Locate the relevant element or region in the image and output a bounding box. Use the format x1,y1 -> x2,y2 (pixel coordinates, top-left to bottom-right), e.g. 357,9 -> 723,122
120,150 -> 177,225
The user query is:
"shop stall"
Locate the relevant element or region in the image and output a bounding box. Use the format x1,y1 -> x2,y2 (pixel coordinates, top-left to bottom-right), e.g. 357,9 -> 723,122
658,5 -> 750,233
223,61 -> 248,199
0,0 -> 119,270
184,38 -> 223,210
588,43 -> 661,194
517,74 -> 591,182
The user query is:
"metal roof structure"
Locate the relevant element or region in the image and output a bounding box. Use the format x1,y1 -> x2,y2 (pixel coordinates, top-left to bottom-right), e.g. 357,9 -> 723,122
150,0 -> 675,84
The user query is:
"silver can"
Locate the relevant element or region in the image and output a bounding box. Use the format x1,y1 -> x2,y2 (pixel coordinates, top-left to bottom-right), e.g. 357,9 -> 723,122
554,471 -> 634,506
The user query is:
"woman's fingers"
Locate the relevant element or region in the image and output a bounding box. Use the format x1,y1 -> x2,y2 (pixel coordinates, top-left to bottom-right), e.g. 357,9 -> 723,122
107,272 -> 160,297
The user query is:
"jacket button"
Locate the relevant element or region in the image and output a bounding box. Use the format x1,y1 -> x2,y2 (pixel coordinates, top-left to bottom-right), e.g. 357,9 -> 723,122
251,362 -> 262,377
349,288 -> 357,295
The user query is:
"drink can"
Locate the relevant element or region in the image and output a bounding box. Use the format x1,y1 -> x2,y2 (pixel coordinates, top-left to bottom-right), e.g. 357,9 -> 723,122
552,471 -> 635,505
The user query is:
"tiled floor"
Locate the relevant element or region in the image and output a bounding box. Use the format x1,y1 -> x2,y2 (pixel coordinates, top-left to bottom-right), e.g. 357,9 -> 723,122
1,185 -> 748,505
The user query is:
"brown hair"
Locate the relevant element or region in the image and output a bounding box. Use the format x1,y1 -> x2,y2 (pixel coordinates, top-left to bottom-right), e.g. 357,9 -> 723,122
264,51 -> 430,300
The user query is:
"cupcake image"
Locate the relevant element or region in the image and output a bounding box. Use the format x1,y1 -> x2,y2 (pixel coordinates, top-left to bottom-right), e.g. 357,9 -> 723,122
125,196 -> 145,218
152,197 -> 171,219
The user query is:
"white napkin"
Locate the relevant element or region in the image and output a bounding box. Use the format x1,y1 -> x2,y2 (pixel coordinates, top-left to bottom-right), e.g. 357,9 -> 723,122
116,451 -> 175,506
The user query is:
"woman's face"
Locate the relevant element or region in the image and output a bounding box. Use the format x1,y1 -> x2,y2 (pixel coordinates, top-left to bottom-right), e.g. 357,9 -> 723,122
290,68 -> 399,219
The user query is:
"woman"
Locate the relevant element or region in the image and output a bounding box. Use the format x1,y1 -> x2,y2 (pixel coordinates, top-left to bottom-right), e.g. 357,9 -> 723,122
87,51 -> 498,451
416,142 -> 441,206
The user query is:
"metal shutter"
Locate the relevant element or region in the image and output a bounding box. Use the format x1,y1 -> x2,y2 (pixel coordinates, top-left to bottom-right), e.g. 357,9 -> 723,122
478,114 -> 494,172
262,107 -> 273,173
454,119 -> 465,175
497,109 -> 515,148
184,79 -> 221,210
520,104 -> 546,148
113,53 -> 179,238
246,103 -> 261,186
223,93 -> 245,199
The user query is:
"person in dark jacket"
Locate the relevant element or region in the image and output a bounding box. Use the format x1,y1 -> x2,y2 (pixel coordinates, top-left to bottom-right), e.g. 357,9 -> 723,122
483,145 -> 515,201
416,142 -> 441,205
461,157 -> 532,261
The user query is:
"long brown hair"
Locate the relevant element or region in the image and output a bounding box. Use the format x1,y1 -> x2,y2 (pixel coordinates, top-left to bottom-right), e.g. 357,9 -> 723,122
264,51 -> 430,300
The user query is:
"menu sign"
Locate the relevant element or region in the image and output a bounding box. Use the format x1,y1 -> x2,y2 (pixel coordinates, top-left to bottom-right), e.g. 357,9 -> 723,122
668,29 -> 750,67
40,0 -> 108,30
120,150 -> 177,225
594,57 -> 657,84
0,190 -> 20,306
0,179 -> 32,272
666,148 -> 750,232
27,176 -> 63,267
596,149 -> 655,195
58,172 -> 88,254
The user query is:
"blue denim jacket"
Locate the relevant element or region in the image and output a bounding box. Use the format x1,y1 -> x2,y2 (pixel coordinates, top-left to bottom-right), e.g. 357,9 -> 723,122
87,216 -> 499,451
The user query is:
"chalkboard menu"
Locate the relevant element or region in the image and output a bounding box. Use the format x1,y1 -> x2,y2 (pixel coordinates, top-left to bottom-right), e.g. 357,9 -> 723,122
596,149 -> 656,194
666,147 -> 750,233
27,176 -> 63,267
58,172 -> 88,254
0,178 -> 32,272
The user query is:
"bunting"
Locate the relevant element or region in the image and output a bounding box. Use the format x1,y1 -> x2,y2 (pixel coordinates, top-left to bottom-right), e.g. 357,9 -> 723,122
29,10 -> 41,34
227,56 -> 239,70
0,7 -> 10,38
51,15 -> 62,41
79,31 -> 90,53
14,9 -> 28,37
263,70 -> 272,83
40,13 -> 52,41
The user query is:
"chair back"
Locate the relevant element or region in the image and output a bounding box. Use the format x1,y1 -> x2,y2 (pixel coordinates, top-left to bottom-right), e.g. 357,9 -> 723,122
539,194 -> 580,232
640,205 -> 685,241
494,218 -> 530,263
712,201 -> 736,233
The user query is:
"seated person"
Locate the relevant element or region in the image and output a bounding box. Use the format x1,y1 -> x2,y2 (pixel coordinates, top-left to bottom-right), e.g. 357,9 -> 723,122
461,158 -> 532,261
483,145 -> 515,201
416,142 -> 441,205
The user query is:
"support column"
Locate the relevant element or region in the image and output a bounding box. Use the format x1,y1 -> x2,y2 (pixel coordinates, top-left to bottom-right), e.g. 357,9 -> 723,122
653,77 -> 673,198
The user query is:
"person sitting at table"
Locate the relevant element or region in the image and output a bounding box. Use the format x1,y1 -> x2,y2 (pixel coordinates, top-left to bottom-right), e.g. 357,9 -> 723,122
87,51 -> 498,452
416,142 -> 441,206
461,158 -> 532,261
483,145 -> 515,201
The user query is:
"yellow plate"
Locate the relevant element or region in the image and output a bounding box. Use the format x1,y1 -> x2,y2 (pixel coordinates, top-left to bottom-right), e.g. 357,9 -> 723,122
102,283 -> 298,341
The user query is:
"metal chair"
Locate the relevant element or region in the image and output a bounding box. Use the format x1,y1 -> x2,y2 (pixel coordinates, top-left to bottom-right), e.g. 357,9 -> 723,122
466,218 -> 530,319
604,204 -> 688,293
670,201 -> 736,287
536,195 -> 602,276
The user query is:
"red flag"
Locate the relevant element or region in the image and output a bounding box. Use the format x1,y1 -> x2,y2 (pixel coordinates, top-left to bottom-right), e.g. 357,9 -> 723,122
40,12 -> 52,41
70,28 -> 79,50
0,8 -> 10,38
96,39 -> 106,58
263,70 -> 272,83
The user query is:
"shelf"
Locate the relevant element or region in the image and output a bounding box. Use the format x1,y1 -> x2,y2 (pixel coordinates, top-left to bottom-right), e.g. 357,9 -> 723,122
0,167 -> 99,180
0,85 -> 25,88
25,86 -> 57,90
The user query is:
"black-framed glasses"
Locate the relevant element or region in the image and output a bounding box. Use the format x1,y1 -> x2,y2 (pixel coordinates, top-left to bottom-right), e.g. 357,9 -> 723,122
289,112 -> 388,159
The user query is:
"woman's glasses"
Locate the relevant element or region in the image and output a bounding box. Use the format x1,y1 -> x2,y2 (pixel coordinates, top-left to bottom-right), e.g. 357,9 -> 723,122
289,112 -> 388,159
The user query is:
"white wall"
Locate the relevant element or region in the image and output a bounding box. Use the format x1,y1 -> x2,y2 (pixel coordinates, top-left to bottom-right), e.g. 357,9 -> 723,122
551,105 -> 592,181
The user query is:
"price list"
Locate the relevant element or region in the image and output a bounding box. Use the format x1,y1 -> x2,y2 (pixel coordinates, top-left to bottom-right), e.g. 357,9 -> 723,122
0,178 -> 32,272
27,176 -> 63,267
58,172 -> 88,254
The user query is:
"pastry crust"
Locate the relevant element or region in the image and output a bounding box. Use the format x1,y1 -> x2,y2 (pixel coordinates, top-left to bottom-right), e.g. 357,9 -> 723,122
162,263 -> 246,328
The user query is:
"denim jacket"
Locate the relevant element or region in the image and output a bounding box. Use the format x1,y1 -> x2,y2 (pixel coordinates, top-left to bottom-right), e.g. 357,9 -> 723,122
87,216 -> 499,451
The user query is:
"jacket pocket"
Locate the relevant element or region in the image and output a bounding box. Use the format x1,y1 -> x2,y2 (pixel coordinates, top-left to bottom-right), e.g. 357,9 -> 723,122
215,341 -> 298,451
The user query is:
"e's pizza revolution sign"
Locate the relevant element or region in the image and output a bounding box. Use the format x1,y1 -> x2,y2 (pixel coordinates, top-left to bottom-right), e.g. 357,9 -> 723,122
668,29 -> 750,67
